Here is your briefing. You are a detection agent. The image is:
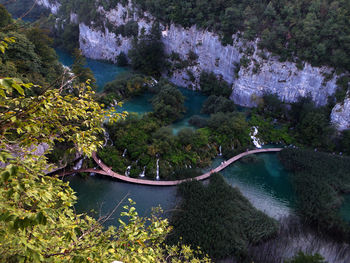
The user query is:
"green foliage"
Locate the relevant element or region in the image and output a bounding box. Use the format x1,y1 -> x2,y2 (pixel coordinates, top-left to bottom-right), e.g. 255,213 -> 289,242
53,23 -> 79,53
0,47 -> 209,262
168,174 -> 278,260
207,112 -> 251,150
116,51 -> 128,66
249,114 -> 294,145
0,25 -> 62,87
151,84 -> 185,123
279,148 -> 350,240
335,75 -> 350,103
113,20 -> 139,38
188,115 -> 208,128
128,22 -> 165,77
285,251 -> 327,263
101,72 -> 148,104
340,129 -> 350,155
130,0 -> 350,71
199,71 -> 232,97
256,94 -> 337,151
258,93 -> 288,120
0,4 -> 12,27
71,48 -> 96,86
100,113 -> 217,180
201,95 -> 236,114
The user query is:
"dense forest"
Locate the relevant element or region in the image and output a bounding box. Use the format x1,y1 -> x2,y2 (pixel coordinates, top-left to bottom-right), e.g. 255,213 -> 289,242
0,6 -> 212,262
54,0 -> 350,74
1,2 -> 349,262
279,149 -> 350,241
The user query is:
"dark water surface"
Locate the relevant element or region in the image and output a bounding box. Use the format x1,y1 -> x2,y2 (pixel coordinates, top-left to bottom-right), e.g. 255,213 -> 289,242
56,48 -> 127,91
57,49 -> 350,224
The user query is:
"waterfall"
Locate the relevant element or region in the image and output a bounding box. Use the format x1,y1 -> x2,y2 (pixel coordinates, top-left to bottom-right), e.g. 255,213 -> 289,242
156,159 -> 160,180
122,149 -> 127,157
139,166 -> 146,178
73,158 -> 84,170
103,130 -> 109,147
102,127 -> 113,147
218,145 -> 223,156
250,126 -> 262,148
125,165 -> 131,177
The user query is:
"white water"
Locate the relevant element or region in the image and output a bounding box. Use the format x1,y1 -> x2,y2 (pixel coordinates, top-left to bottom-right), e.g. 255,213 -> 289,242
139,166 -> 146,178
218,145 -> 223,156
103,130 -> 113,147
125,165 -> 131,177
73,158 -> 84,170
156,159 -> 160,180
250,126 -> 263,148
122,149 -> 127,157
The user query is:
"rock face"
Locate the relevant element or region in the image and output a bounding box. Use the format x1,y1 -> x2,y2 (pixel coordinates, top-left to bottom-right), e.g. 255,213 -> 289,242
331,97 -> 350,131
38,0 -> 349,129
77,2 -> 338,106
232,53 -> 338,107
37,0 -> 60,14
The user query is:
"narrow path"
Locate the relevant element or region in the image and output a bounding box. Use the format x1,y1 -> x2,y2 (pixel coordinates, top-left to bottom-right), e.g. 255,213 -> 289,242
58,148 -> 283,186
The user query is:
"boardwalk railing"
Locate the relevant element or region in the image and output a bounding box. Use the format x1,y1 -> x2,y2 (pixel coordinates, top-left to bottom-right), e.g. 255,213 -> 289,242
58,148 -> 283,186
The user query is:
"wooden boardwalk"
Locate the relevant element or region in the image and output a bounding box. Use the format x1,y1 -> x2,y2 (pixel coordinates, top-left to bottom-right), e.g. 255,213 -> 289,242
58,148 -> 283,186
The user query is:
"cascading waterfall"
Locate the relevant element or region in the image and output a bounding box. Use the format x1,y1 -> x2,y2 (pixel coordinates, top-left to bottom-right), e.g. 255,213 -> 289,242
103,130 -> 113,147
139,166 -> 146,178
156,159 -> 160,180
250,126 -> 262,148
125,165 -> 131,177
73,158 -> 84,170
218,145 -> 223,156
122,149 -> 127,157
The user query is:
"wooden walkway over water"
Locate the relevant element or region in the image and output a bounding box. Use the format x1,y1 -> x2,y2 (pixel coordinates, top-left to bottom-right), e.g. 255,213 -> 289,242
58,148 -> 283,186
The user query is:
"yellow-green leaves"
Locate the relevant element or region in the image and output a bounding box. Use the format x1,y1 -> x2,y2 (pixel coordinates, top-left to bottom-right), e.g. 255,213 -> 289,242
0,37 -> 15,54
0,73 -> 208,262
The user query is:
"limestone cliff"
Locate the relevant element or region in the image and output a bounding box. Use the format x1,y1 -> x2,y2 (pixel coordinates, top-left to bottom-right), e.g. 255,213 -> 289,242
38,0 -> 349,130
331,96 -> 350,131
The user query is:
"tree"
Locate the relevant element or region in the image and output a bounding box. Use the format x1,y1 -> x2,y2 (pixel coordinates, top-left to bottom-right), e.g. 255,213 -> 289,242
285,251 -> 327,263
151,84 -> 185,122
0,41 -> 209,262
199,71 -> 232,97
116,51 -> 128,66
71,48 -> 96,86
128,22 -> 165,77
0,4 -> 12,28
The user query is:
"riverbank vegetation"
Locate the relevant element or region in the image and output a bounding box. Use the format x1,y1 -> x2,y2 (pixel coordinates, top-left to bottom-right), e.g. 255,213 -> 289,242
0,9 -> 63,87
279,148 -> 350,241
168,174 -> 278,261
53,0 -> 350,75
0,8 -> 211,260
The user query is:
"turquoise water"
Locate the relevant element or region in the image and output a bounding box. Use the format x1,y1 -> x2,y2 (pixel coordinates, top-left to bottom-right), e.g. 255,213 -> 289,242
170,87 -> 208,134
214,153 -> 296,219
56,48 -> 127,91
66,175 -> 177,227
67,153 -> 295,226
340,195 -> 350,222
120,92 -> 154,115
55,49 -> 350,224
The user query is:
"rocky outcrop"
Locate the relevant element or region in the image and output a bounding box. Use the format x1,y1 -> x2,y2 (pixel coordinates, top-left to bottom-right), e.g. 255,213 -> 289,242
37,0 -> 60,14
232,52 -> 338,107
331,97 -> 350,131
79,23 -> 131,62
78,2 -> 339,106
38,0 -> 348,128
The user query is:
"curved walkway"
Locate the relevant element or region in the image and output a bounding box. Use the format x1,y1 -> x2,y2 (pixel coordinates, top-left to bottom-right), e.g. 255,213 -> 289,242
58,148 -> 283,186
